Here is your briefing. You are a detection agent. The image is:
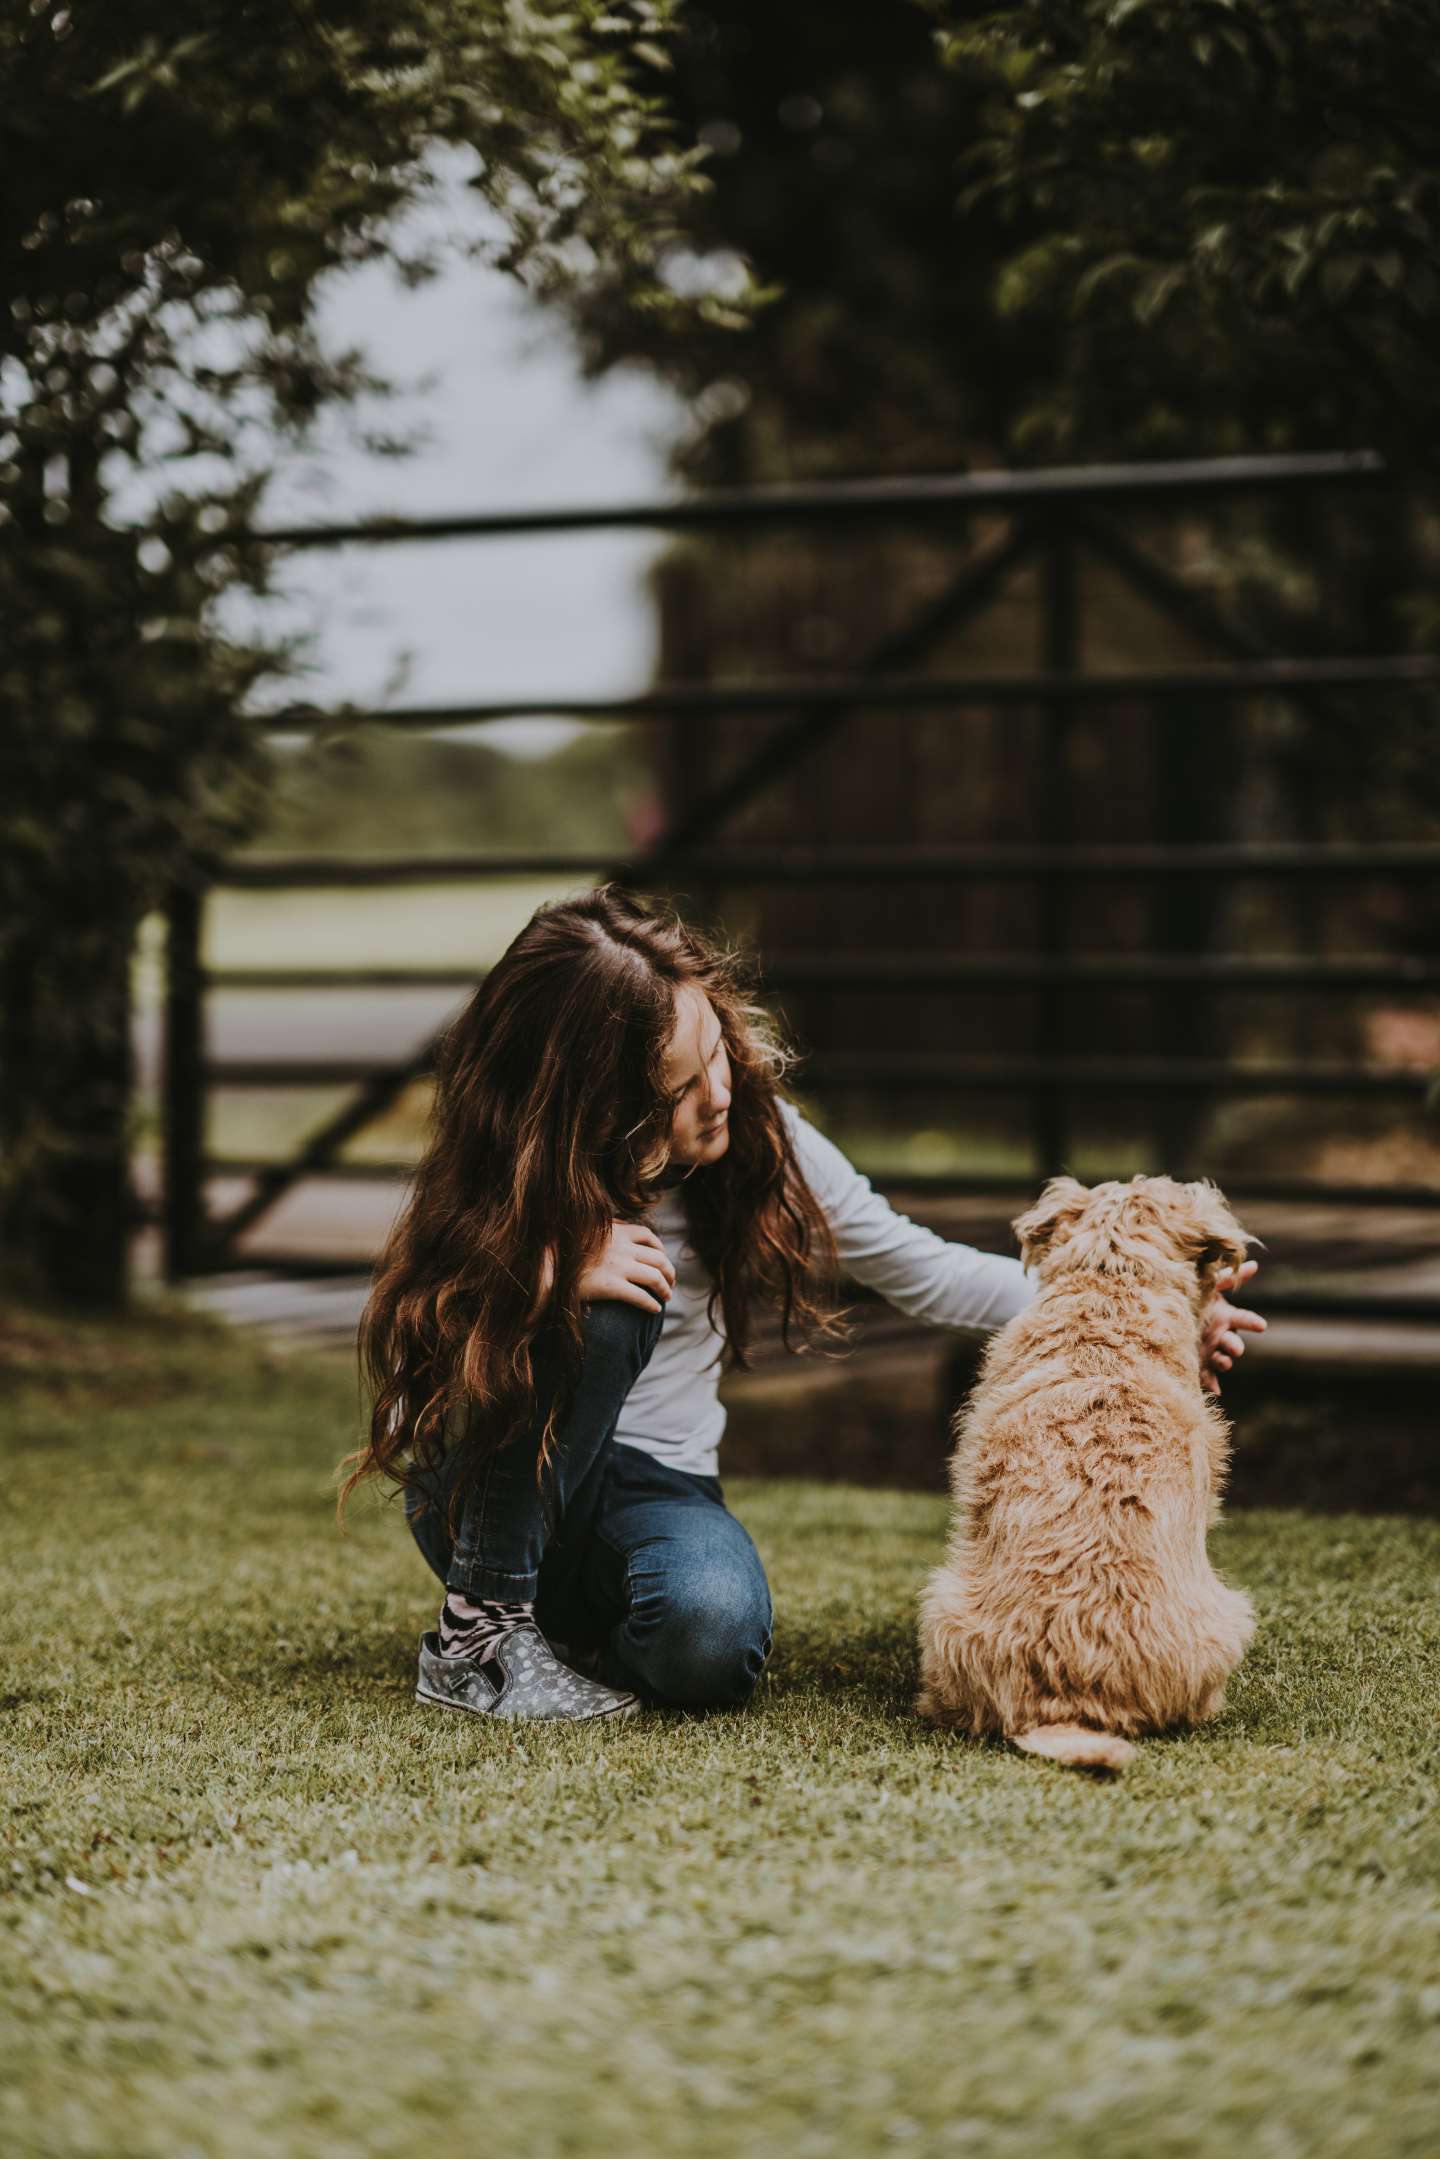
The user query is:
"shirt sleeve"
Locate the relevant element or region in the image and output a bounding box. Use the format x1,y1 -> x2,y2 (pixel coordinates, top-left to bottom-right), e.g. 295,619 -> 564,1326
783,1101 -> 1035,1333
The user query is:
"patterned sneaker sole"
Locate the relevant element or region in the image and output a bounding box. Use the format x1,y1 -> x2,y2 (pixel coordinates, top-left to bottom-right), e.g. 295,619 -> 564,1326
413,1682 -> 639,1722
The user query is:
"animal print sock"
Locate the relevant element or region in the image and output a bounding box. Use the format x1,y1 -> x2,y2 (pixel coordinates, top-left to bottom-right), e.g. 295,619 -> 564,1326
438,1593 -> 534,1668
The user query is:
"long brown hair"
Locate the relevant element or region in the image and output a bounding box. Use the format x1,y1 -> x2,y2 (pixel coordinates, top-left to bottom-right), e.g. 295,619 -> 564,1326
340,885 -> 845,1516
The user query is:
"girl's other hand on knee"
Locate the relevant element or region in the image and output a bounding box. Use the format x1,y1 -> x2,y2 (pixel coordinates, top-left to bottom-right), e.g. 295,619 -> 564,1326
579,1221 -> 676,1314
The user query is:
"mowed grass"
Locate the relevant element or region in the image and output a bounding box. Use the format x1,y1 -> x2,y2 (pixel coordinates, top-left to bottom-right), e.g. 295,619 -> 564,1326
2,1308 -> 1438,2159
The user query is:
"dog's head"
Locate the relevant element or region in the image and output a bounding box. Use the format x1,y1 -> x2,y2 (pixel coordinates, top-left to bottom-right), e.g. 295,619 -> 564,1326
1014,1174 -> 1252,1302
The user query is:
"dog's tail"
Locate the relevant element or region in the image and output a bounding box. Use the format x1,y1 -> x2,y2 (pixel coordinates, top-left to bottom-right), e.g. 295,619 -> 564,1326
1011,1723 -> 1134,1774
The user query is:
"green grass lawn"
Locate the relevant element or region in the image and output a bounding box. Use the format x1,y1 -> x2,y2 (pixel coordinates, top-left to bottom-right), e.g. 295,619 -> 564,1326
3,1307 -> 1438,2159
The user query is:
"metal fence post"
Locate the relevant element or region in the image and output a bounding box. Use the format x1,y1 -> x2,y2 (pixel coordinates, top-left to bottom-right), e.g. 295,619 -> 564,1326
1035,517 -> 1077,1178
163,881 -> 206,1280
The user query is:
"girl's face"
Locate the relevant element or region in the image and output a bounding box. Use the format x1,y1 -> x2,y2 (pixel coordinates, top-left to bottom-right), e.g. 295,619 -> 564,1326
663,985 -> 732,1167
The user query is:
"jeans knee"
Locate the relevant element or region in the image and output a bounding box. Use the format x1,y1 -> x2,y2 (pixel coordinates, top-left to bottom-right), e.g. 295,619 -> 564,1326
581,1296 -> 664,1377
624,1562 -> 772,1709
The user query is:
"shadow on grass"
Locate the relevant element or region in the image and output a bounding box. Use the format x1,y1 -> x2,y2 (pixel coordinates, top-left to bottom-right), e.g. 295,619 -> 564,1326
767,1614 -> 919,1713
767,1612 -> 1298,1771
201,1575 -> 1376,1765
216,1630 -> 410,1698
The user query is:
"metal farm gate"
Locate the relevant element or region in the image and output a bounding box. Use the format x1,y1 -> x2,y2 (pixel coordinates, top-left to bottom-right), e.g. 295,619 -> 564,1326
159,452 -> 1440,1320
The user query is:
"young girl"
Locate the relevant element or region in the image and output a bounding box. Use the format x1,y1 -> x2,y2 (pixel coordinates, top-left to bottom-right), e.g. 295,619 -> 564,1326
341,886 -> 1261,1723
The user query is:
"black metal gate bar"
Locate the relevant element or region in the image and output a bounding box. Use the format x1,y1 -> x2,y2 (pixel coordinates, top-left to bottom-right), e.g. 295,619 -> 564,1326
163,450 -> 1440,1290
206,842 -> 1440,886
1035,516 -> 1078,1176
203,954 -> 1440,991
203,1052 -> 1432,1095
193,1157 -> 1440,1209
638,521 -> 1040,881
190,1249 -> 1440,1322
257,654 -> 1440,731
245,449 -> 1390,550
161,883 -> 206,1282
198,519 -> 1044,1258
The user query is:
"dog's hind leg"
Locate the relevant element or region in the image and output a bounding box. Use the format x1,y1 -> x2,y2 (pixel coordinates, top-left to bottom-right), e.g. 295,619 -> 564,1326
916,1571 -> 991,1731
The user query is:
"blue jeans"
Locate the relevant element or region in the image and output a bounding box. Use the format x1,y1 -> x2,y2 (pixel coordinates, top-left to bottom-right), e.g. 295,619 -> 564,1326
403,1300 -> 773,1709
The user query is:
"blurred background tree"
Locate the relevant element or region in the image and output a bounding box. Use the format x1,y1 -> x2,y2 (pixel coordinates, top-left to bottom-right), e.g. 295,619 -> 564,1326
930,0 -> 1440,871
548,0 -> 1440,1181
8,1 -> 1437,1308
561,0 -> 1440,487
255,726 -> 660,856
0,0 -> 709,1308
560,0 -> 1440,829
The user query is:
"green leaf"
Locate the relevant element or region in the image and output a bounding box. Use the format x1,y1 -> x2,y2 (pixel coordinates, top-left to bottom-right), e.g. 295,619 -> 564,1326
1321,256 -> 1364,303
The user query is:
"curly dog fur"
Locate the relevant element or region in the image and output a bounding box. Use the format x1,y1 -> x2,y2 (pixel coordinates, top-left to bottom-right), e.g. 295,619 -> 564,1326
917,1175 -> 1257,1773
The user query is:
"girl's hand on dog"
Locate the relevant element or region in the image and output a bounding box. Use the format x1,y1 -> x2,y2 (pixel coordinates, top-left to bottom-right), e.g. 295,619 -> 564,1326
1200,1257 -> 1265,1393
578,1221 -> 677,1314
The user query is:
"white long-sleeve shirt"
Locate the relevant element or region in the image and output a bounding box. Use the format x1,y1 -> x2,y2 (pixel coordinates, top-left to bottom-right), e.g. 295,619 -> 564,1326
616,1101 -> 1035,1476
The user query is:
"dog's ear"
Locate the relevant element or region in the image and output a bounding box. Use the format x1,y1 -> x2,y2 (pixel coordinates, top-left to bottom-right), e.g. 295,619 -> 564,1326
1173,1180 -> 1252,1281
1012,1176 -> 1092,1268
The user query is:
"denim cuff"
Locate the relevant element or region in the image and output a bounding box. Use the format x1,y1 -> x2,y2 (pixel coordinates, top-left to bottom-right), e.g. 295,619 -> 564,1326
444,1555 -> 540,1602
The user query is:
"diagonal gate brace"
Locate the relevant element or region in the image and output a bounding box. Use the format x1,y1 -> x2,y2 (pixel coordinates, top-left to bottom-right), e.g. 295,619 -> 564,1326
202,517 -> 1042,1261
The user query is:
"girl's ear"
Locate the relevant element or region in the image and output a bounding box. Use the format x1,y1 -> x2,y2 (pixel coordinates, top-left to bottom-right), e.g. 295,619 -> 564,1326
1012,1176 -> 1092,1268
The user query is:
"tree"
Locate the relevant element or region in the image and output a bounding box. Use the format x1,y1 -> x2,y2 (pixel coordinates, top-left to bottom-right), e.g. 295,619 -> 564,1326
556,0 -> 1040,481
555,2 -> 1440,812
926,0 -> 1440,989
0,1 -> 708,1308
929,0 -> 1440,476
561,0 -> 1440,491
552,0 -> 1440,1176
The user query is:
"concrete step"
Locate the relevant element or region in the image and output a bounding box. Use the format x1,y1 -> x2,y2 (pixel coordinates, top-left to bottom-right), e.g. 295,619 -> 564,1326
138,1172 -> 1440,1281
175,1262 -> 1440,1380
172,1259 -> 1439,1509
177,1270 -> 373,1349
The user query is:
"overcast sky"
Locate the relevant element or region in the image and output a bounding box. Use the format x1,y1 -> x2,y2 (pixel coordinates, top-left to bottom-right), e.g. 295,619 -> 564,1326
233,185 -> 690,756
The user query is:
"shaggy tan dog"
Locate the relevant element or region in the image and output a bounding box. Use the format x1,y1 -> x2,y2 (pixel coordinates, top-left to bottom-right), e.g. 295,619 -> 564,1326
917,1175 -> 1256,1773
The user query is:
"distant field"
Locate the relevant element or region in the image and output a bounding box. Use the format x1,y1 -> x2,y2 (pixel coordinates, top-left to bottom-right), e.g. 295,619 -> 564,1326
136,873 -> 597,992
131,877 -> 1051,1178
130,879 -> 1439,1192
132,876 -> 599,1163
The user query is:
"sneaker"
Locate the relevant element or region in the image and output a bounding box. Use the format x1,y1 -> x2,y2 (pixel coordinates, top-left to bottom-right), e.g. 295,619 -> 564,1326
415,1623 -> 639,1723
544,1635 -> 603,1680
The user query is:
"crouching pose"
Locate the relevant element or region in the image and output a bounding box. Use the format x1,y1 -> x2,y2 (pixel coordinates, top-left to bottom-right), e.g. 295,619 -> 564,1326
918,1175 -> 1263,1773
338,885 -> 1039,1723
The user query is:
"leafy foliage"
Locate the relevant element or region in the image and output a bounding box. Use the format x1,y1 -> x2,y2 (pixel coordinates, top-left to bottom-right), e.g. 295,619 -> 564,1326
0,1 -> 711,1301
557,0 -> 1440,494
1,0 -> 707,900
929,0 -> 1440,470
555,0 -> 1039,480
923,0 -> 1440,873
550,0 -> 1440,1127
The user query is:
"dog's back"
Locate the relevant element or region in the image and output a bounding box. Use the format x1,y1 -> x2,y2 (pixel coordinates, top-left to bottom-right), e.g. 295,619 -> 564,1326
917,1176 -> 1256,1773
